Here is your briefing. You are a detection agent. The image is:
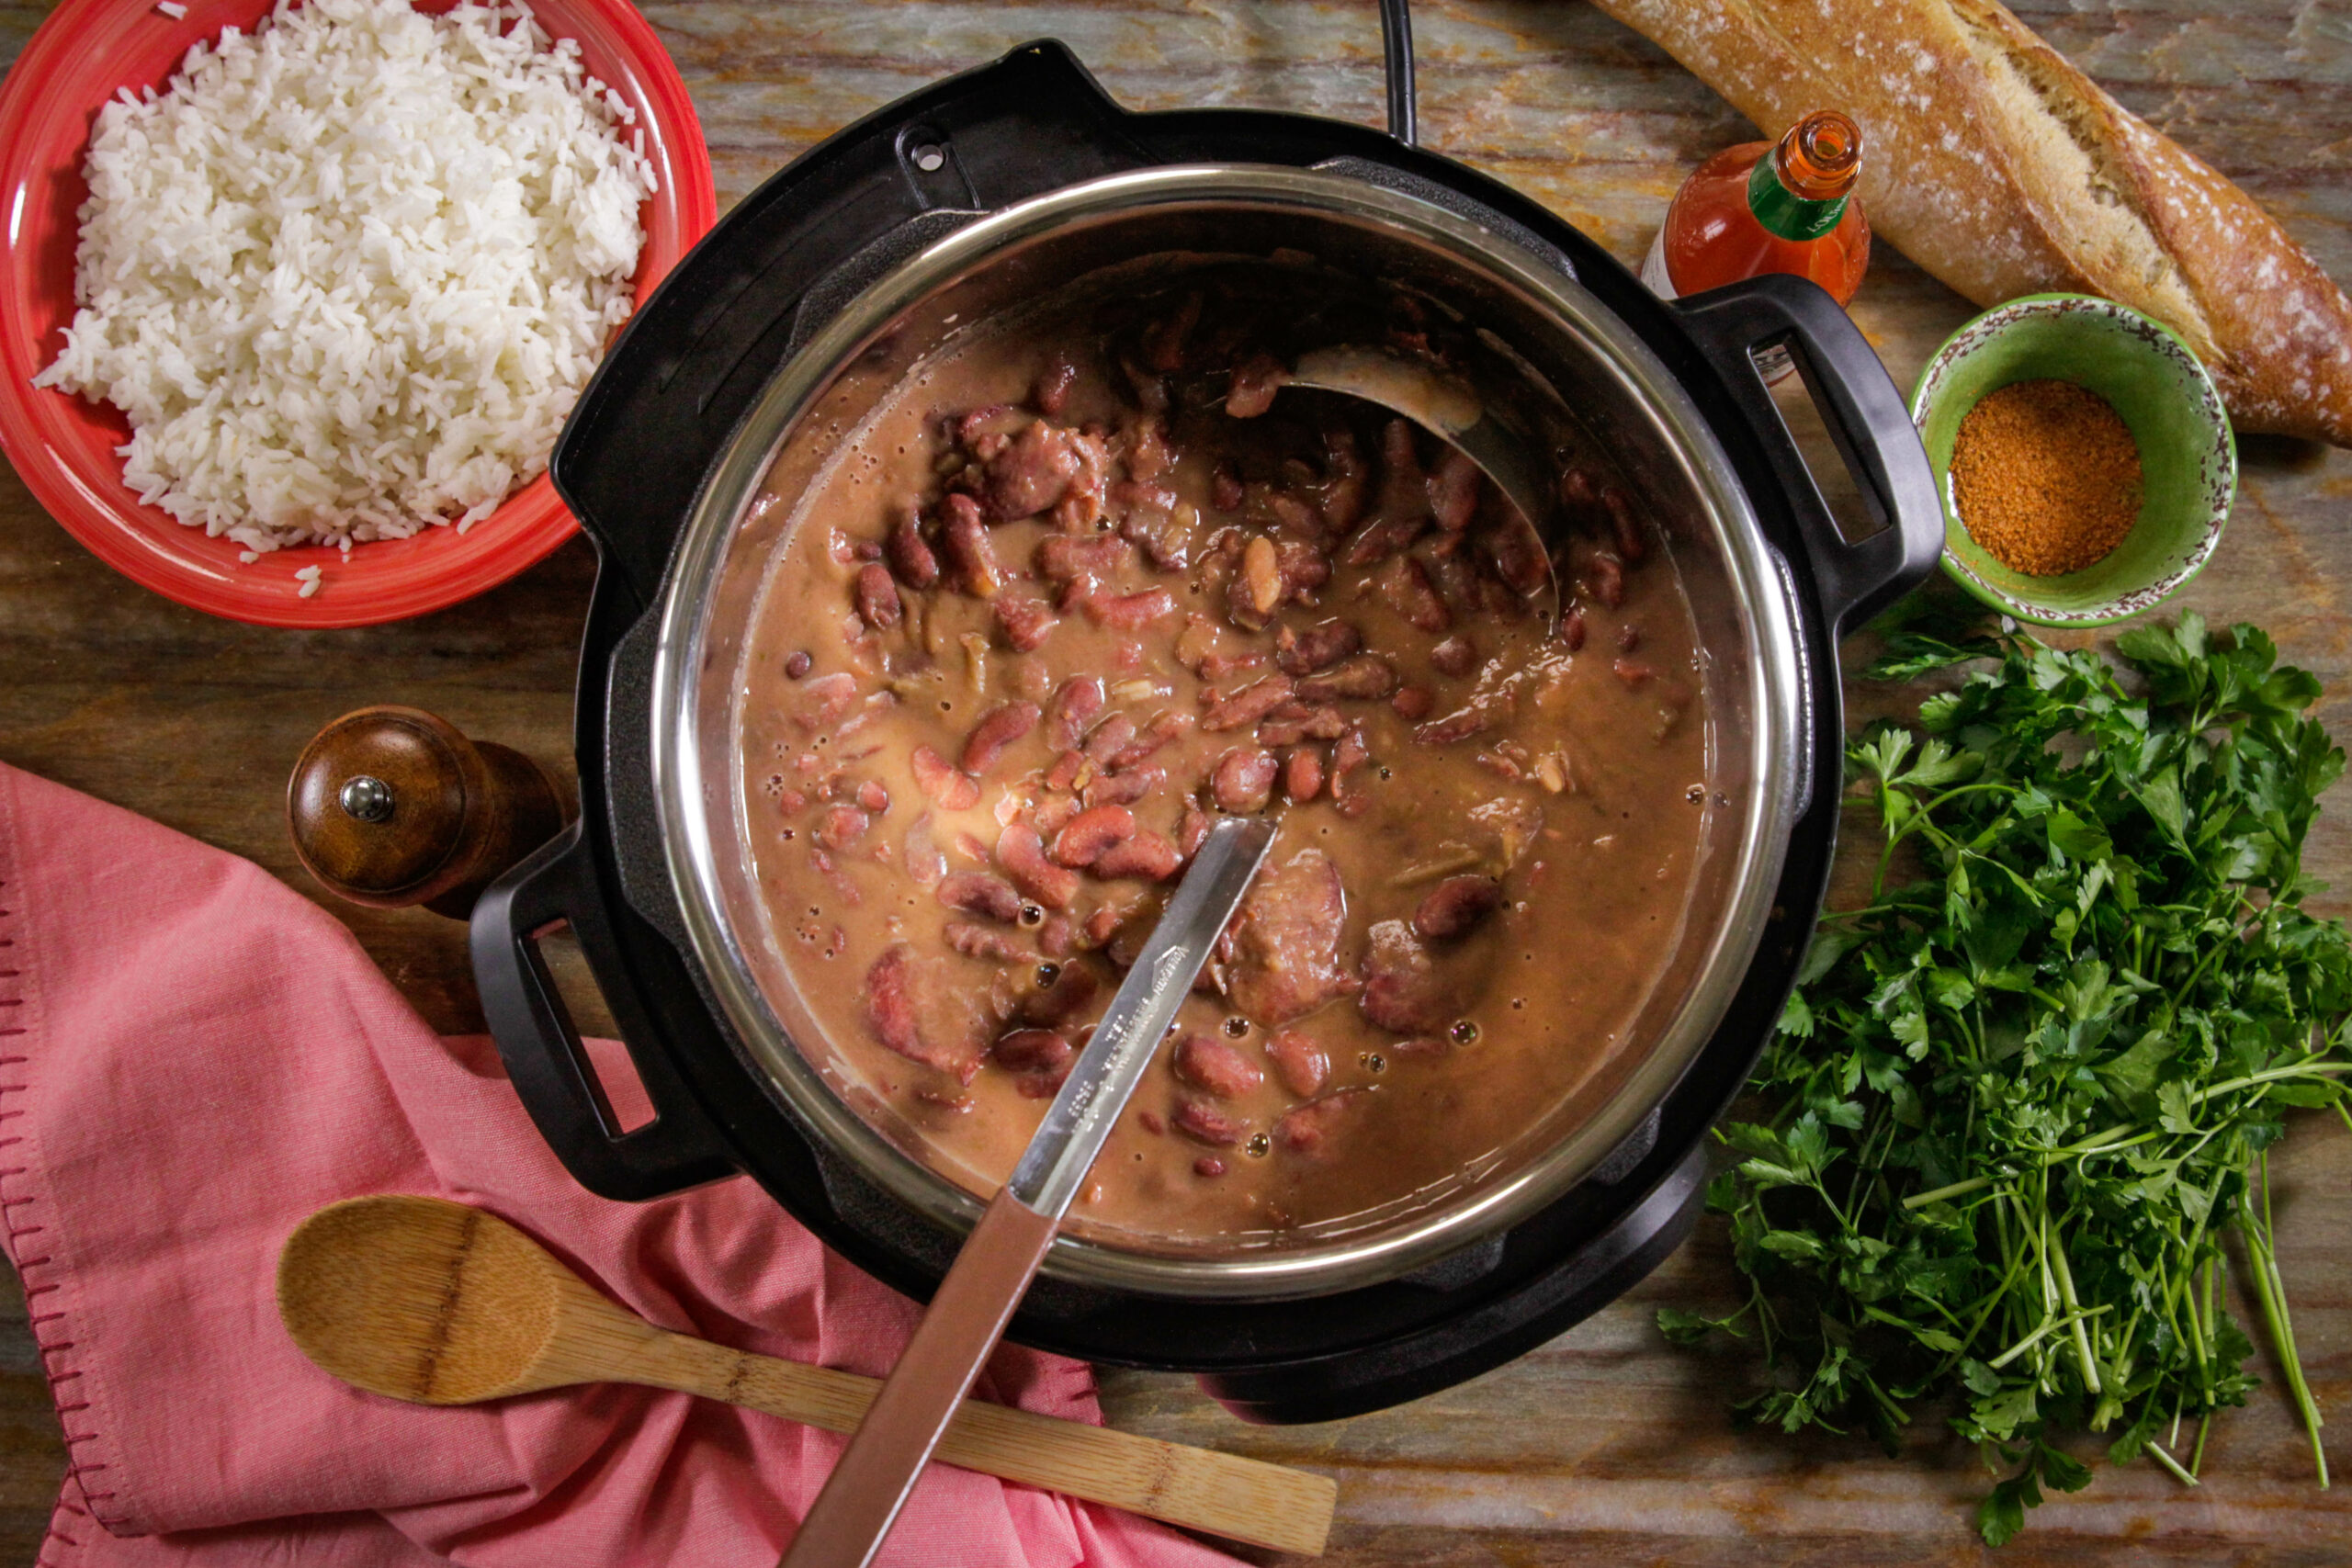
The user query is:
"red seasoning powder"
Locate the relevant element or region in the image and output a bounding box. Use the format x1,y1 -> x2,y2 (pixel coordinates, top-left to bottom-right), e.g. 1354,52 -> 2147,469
1951,378 -> 2143,577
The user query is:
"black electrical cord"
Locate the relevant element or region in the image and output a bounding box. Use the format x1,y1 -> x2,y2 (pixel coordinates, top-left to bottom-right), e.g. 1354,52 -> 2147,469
1379,0 -> 1417,145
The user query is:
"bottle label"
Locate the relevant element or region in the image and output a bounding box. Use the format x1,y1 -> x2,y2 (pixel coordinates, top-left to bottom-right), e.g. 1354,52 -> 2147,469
1639,228 -> 1677,298
1747,157 -> 1847,242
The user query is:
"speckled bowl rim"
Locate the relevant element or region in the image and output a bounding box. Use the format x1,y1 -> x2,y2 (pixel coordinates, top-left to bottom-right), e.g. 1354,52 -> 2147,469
1908,292 -> 2236,628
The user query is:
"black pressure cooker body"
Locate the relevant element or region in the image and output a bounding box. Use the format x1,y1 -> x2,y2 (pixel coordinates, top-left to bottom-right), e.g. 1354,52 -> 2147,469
473,39 -> 1940,1423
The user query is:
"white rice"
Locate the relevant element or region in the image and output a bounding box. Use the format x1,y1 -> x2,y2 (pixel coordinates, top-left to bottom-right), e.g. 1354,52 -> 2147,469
35,0 -> 654,553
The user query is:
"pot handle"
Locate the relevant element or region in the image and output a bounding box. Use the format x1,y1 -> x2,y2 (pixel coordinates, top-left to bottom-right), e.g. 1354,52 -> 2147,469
470,820 -> 739,1201
1670,275 -> 1943,635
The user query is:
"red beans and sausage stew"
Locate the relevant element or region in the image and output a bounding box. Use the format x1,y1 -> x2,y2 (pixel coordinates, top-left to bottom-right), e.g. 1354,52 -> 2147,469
739,263 -> 1710,1247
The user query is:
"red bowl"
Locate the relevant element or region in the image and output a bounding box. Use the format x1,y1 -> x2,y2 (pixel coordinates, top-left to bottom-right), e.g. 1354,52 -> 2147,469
0,0 -> 716,627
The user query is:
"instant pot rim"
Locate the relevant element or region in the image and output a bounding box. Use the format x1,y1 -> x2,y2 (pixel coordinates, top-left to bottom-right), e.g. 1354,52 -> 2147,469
646,163 -> 1806,1300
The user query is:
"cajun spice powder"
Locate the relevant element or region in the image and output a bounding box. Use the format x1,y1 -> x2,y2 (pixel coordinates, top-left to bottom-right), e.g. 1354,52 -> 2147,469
1950,378 -> 2143,577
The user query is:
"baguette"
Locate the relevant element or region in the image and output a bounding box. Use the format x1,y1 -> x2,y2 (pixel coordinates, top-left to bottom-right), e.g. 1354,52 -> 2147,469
1591,0 -> 2352,446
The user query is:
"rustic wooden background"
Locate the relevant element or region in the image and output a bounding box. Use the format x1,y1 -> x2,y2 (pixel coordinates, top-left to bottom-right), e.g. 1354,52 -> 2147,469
1,0 -> 2347,1562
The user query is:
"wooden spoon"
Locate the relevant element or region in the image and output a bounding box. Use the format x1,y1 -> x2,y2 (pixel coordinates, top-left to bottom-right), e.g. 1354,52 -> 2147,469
277,1194 -> 1335,1556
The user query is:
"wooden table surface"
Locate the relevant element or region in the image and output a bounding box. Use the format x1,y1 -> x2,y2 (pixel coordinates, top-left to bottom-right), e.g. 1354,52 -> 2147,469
2,1 -> 2348,1562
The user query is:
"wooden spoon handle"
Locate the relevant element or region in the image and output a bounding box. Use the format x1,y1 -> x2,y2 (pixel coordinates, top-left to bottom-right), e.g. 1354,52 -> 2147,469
609,1303 -> 1333,1556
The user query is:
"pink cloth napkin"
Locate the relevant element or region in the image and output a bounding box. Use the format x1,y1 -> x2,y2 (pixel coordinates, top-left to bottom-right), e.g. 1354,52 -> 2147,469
0,761 -> 1249,1568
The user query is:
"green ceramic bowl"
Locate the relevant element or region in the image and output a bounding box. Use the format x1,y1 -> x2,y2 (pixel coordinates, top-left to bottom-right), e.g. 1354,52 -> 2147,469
1909,293 -> 2236,627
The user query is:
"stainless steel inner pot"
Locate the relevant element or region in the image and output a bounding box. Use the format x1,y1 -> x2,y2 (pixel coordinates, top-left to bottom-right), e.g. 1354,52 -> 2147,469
647,165 -> 1805,1300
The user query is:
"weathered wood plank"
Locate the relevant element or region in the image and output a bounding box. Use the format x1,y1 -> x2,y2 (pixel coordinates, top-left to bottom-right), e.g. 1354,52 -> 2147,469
0,1 -> 2347,1562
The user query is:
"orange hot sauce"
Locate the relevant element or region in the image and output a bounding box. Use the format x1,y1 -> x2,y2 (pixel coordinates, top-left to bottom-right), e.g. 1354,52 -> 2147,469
1642,108 -> 1872,310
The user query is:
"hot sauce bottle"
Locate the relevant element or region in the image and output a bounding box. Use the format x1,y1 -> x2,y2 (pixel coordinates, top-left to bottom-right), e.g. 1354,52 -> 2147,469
1642,108 -> 1871,378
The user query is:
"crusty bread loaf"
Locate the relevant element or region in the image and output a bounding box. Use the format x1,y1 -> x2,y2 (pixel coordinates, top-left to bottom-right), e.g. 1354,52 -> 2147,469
1590,0 -> 2352,446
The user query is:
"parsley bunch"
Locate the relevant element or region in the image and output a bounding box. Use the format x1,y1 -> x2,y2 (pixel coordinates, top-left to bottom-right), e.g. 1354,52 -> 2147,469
1662,613 -> 2352,1543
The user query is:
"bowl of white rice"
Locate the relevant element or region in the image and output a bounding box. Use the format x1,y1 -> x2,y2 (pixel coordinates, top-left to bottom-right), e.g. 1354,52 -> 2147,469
0,0 -> 714,626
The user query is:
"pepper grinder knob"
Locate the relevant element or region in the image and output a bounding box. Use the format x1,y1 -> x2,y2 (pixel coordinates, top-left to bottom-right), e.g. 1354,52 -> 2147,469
288,705 -> 572,919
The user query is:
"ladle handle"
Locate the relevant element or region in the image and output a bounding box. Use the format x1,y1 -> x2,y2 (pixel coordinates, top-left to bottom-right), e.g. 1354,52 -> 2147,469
780,1189 -> 1061,1568
1672,274 -> 1944,636
470,823 -> 738,1201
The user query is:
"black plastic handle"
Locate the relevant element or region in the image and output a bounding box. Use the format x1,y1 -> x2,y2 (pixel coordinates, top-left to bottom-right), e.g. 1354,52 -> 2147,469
1671,274 -> 1943,635
470,821 -> 739,1201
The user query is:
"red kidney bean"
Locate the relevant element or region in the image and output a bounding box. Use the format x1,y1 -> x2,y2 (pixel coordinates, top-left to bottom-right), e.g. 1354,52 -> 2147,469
1045,749 -> 1087,794
1082,763 -> 1161,808
1211,747 -> 1279,814
1479,516 -> 1550,598
1225,351 -> 1288,418
946,922 -> 1028,963
938,870 -> 1023,923
1091,831 -> 1181,882
1275,620 -> 1361,675
1586,548 -> 1625,610
1430,635 -> 1477,679
1559,464 -> 1603,513
903,813 -> 945,886
1033,355 -> 1078,416
1045,676 -> 1105,750
1415,875 -> 1504,941
1034,795 -> 1079,837
1337,510 -> 1425,567
941,492 -> 1001,597
1211,465 -> 1245,513
1173,1099 -> 1247,1146
855,779 -> 890,814
1082,713 -> 1137,764
783,649 -> 813,680
993,593 -> 1058,652
1329,725 -> 1373,818
854,563 -> 902,632
1266,1030 -> 1329,1098
1039,913 -> 1077,958
961,701 -> 1041,775
1617,623 -> 1641,652
1612,657 -> 1659,689
1375,554 -> 1451,633
998,823 -> 1080,908
1051,805 -> 1137,867
885,507 -> 940,588
1427,447 -> 1482,532
1178,805 -> 1211,858
1268,493 -> 1321,539
1374,418 -> 1427,518
1081,587 -> 1178,630
995,1026 -> 1073,1076
1143,291 -> 1201,373
1391,685 -> 1434,722
1559,606 -> 1588,651
1601,483 -> 1646,562
1283,747 -> 1324,802
1201,674 -> 1295,732
1295,654 -> 1399,702
1274,1089 -> 1365,1157
1110,711 -> 1192,770
814,806 -> 870,852
1194,1156 -> 1227,1178
1175,1032 -> 1264,1099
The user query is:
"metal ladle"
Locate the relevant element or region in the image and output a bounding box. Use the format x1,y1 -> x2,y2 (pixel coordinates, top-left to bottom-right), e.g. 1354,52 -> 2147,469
1281,344 -> 1560,611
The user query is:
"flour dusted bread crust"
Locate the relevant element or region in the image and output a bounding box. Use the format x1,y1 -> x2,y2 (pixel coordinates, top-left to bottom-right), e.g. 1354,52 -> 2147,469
1592,0 -> 2352,446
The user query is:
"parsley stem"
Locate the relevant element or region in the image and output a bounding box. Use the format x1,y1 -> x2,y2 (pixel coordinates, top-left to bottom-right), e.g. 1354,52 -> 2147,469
1903,1174 -> 1999,1209
2145,1440 -> 2199,1487
2048,1230 -> 2103,1394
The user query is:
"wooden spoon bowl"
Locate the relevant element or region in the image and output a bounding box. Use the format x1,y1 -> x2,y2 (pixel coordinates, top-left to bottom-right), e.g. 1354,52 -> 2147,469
276,1194 -> 1336,1556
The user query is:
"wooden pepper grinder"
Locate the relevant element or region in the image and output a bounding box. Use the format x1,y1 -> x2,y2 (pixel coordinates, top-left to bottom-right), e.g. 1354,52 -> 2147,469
288,706 -> 573,919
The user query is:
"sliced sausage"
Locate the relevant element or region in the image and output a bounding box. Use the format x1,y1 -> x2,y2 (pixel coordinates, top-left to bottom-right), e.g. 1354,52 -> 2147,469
1415,875 -> 1504,941
1266,1030 -> 1329,1098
